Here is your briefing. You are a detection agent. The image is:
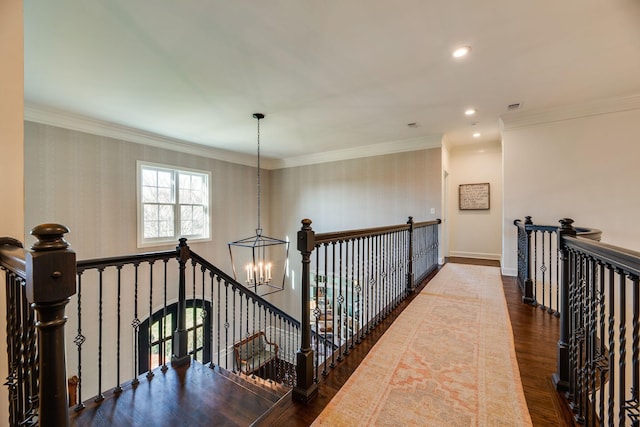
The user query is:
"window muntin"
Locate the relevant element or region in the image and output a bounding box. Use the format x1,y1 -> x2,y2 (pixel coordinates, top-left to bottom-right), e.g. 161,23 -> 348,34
138,162 -> 210,247
139,301 -> 211,373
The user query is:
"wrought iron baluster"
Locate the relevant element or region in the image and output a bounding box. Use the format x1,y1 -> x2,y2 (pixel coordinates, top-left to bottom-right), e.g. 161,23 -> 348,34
191,260 -> 197,361
620,268 -> 628,427
556,236 -> 561,317
349,238 -> 355,350
225,282 -> 230,371
596,261 -> 606,424
337,240 -> 344,361
608,266 -> 616,427
355,237 -> 362,344
540,231 -> 547,311
74,271 -> 86,410
115,265 -> 123,391
547,231 -> 558,314
161,260 -> 168,372
322,242 -> 328,376
251,298 -> 258,378
629,274 -> 640,426
211,272 -> 217,369
131,263 -> 140,387
330,241 -> 336,368
96,267 -> 106,401
534,230 -> 538,303
146,261 -> 155,380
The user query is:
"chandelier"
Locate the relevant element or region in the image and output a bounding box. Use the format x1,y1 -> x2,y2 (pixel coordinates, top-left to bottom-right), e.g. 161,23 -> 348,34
228,113 -> 290,295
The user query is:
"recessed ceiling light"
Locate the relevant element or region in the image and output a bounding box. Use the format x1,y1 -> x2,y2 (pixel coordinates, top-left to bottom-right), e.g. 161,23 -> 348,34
464,108 -> 476,116
452,46 -> 471,58
473,132 -> 481,138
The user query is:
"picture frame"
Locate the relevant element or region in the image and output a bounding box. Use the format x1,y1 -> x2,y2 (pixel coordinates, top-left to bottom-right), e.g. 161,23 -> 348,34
459,183 -> 490,210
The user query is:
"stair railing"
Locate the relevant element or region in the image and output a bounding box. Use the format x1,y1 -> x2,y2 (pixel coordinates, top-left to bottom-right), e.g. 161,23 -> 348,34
70,239 -> 300,411
3,225 -> 300,425
0,224 -> 77,427
554,218 -> 640,426
513,216 -> 601,314
515,217 -> 640,426
294,217 -> 441,402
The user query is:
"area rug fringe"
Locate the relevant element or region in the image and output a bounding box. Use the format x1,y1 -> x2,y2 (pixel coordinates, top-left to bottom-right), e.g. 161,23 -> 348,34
311,263 -> 532,426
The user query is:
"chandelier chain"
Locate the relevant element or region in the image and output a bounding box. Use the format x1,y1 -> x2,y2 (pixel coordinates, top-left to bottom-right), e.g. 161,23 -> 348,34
256,115 -> 261,234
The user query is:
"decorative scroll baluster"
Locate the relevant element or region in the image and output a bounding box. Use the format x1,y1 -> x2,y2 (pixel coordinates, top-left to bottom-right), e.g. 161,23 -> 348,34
608,267 -> 616,426
146,261 -> 154,379
131,263 -> 140,387
620,268 -> 628,426
349,238 -> 355,350
337,241 -> 344,361
596,261 -> 606,425
356,237 -> 362,344
74,271 -> 86,410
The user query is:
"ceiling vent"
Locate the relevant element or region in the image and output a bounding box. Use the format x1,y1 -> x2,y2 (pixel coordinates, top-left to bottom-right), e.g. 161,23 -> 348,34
507,103 -> 522,111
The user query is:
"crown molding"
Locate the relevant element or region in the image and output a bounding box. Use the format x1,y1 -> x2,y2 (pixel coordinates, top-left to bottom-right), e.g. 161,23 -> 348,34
500,94 -> 640,131
272,134 -> 443,169
24,103 -> 258,167
25,103 -> 443,170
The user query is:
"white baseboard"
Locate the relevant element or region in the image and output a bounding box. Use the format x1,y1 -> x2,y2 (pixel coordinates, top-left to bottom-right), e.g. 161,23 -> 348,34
501,267 -> 518,277
449,251 -> 501,261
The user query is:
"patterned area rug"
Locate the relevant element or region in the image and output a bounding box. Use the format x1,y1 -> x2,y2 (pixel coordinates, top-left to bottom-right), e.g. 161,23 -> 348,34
312,263 -> 532,426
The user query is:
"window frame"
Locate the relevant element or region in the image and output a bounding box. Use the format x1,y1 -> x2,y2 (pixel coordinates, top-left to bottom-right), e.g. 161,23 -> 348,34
138,300 -> 212,373
136,161 -> 211,248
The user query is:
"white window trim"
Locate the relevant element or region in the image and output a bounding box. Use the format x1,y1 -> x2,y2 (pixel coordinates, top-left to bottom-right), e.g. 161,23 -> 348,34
136,160 -> 212,248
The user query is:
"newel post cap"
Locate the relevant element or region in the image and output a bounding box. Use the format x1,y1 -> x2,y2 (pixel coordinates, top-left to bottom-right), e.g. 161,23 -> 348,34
26,224 -> 76,304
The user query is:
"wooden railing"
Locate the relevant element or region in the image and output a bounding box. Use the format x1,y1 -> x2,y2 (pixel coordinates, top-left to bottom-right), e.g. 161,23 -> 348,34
1,225 -> 76,427
514,216 -> 602,313
515,217 -> 640,425
70,239 -> 300,411
1,225 -> 299,426
293,217 -> 441,401
2,217 -> 440,423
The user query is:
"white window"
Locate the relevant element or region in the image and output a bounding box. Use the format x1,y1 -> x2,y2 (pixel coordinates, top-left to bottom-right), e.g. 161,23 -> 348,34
137,161 -> 211,247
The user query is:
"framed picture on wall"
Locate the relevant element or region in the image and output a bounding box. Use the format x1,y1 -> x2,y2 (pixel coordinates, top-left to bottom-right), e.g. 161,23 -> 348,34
459,183 -> 490,210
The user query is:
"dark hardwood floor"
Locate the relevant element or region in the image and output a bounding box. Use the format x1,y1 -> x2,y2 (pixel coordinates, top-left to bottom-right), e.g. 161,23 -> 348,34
70,257 -> 577,426
261,257 -> 577,426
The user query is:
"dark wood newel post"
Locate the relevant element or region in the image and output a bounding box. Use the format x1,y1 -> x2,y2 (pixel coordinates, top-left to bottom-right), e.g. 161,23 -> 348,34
523,216 -> 535,304
172,237 -> 191,367
26,224 -> 76,427
553,218 -> 576,391
407,216 -> 415,293
293,219 -> 318,403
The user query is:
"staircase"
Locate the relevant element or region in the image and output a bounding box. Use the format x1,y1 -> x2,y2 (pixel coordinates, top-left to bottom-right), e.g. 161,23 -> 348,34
69,362 -> 290,427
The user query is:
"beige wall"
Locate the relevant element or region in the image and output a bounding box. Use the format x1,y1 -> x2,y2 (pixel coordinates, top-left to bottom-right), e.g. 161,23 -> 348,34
24,122 -> 262,270
267,148 -> 442,315
447,141 -> 502,260
502,107 -> 640,275
0,1 -> 24,424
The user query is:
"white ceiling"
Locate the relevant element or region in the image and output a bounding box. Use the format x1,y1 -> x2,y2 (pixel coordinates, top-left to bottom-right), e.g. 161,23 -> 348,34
24,1 -> 640,166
